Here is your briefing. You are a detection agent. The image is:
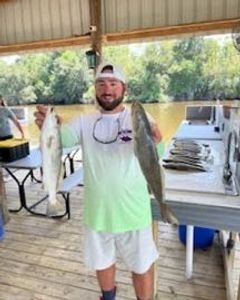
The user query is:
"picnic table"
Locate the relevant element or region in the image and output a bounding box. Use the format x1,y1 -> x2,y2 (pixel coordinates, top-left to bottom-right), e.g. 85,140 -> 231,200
0,146 -> 81,216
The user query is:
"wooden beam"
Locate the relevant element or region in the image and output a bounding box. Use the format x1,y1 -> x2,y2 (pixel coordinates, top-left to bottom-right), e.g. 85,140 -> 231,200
0,35 -> 91,55
105,17 -> 240,43
89,0 -> 102,66
0,17 -> 239,55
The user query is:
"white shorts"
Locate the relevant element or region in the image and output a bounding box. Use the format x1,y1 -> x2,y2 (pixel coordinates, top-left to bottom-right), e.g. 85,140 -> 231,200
83,226 -> 159,274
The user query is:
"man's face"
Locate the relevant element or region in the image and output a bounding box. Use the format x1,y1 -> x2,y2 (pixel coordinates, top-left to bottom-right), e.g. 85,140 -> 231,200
95,78 -> 125,111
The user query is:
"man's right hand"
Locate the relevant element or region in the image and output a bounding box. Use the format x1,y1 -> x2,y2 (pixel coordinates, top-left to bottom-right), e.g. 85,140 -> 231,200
34,105 -> 62,129
34,105 -> 48,129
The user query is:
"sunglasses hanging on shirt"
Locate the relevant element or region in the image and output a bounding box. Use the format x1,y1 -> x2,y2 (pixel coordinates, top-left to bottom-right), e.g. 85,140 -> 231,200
92,117 -> 132,144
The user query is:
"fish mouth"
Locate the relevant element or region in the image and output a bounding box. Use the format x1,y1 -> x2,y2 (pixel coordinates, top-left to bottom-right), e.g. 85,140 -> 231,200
131,100 -> 139,108
131,100 -> 140,116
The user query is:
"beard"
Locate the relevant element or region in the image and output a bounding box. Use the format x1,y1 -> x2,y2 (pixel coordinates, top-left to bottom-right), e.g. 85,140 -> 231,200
96,95 -> 124,111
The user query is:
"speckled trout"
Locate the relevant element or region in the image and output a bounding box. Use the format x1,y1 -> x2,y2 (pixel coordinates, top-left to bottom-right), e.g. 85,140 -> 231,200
40,107 -> 64,216
131,101 -> 178,224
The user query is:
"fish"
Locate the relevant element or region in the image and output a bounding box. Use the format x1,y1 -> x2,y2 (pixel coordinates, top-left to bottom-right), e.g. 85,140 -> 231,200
40,107 -> 64,216
163,158 -> 205,168
131,100 -> 178,225
168,154 -> 201,163
162,162 -> 207,172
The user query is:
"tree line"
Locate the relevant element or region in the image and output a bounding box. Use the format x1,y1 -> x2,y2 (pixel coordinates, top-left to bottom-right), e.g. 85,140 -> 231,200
0,36 -> 239,105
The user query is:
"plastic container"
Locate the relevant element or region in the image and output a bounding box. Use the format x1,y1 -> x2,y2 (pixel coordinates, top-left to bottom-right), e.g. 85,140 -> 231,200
178,225 -> 215,249
0,139 -> 29,162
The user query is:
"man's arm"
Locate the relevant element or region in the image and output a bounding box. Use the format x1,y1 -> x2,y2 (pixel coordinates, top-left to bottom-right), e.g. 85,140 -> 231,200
145,111 -> 162,144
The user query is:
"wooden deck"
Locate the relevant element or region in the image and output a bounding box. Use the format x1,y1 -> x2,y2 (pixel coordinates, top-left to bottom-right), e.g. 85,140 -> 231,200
0,168 -> 226,300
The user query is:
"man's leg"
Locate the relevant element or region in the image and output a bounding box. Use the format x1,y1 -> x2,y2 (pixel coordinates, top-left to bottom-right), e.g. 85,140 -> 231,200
97,264 -> 116,300
132,264 -> 154,300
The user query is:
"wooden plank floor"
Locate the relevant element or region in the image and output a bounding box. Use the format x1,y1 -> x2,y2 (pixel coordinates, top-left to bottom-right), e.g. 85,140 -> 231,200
0,168 -> 226,300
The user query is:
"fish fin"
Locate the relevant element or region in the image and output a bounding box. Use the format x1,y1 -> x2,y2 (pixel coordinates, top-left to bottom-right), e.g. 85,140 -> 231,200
47,197 -> 65,217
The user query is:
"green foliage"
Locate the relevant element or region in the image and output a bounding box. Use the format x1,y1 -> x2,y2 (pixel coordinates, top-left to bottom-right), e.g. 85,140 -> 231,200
47,51 -> 89,104
0,35 -> 240,105
0,50 -> 89,105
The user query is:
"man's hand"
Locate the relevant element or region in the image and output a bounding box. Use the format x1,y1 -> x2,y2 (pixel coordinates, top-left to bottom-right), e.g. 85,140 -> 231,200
34,105 -> 48,129
151,123 -> 162,144
34,105 -> 62,129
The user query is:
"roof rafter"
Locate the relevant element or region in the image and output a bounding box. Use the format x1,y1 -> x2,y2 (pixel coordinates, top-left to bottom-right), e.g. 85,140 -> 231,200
0,17 -> 239,55
105,17 -> 240,42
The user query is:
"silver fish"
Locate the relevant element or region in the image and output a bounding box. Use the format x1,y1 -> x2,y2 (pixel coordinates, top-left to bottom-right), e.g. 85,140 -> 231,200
40,107 -> 64,216
162,162 -> 207,172
131,101 -> 178,224
163,158 -> 204,167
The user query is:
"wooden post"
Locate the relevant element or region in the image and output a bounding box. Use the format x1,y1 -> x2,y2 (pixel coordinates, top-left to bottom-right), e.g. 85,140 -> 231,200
219,231 -> 236,300
89,0 -> 102,69
0,168 -> 10,224
152,221 -> 159,300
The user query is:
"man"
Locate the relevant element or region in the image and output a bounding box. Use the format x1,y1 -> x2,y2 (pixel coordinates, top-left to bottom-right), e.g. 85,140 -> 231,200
35,62 -> 162,300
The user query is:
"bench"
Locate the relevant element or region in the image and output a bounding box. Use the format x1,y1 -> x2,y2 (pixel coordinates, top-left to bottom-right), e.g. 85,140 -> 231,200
28,167 -> 84,219
58,167 -> 84,219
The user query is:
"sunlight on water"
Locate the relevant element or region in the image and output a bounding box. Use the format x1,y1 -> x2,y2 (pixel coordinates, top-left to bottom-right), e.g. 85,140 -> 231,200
14,101 -> 219,148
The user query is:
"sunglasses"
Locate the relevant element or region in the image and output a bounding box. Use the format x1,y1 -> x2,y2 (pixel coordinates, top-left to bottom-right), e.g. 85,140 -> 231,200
92,117 -> 132,144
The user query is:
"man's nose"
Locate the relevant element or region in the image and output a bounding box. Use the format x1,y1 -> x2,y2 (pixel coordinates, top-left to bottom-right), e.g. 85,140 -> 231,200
102,81 -> 113,91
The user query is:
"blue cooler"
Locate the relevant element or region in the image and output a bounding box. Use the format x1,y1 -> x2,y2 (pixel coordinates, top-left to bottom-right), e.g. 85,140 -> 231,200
0,211 -> 5,241
178,225 -> 215,249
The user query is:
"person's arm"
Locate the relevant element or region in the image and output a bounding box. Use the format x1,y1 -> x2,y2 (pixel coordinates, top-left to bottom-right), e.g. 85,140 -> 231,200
10,115 -> 25,139
60,124 -> 79,148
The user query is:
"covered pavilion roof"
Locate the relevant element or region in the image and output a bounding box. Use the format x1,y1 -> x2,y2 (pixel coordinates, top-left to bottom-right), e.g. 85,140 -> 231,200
0,0 -> 239,55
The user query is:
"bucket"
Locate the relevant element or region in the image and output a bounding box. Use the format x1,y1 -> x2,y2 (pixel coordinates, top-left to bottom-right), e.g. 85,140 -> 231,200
0,211 -> 5,241
178,225 -> 215,249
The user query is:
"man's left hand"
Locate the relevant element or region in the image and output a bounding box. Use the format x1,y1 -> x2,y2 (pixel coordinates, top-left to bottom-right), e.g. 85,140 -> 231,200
151,123 -> 162,144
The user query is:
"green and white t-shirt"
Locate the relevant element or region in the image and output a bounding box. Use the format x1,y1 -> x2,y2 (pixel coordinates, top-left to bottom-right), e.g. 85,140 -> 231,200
61,107 -> 152,233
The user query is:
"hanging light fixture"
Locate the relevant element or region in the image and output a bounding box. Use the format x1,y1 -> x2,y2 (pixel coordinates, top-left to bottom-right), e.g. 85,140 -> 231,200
85,49 -> 100,69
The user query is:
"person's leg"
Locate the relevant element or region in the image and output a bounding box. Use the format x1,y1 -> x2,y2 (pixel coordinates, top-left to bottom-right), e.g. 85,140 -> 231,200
116,227 -> 158,300
83,226 -> 117,299
97,264 -> 117,300
97,264 -> 116,290
132,264 -> 154,300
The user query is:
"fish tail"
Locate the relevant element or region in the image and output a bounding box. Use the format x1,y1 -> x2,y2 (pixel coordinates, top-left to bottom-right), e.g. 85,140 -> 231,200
47,195 -> 64,217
